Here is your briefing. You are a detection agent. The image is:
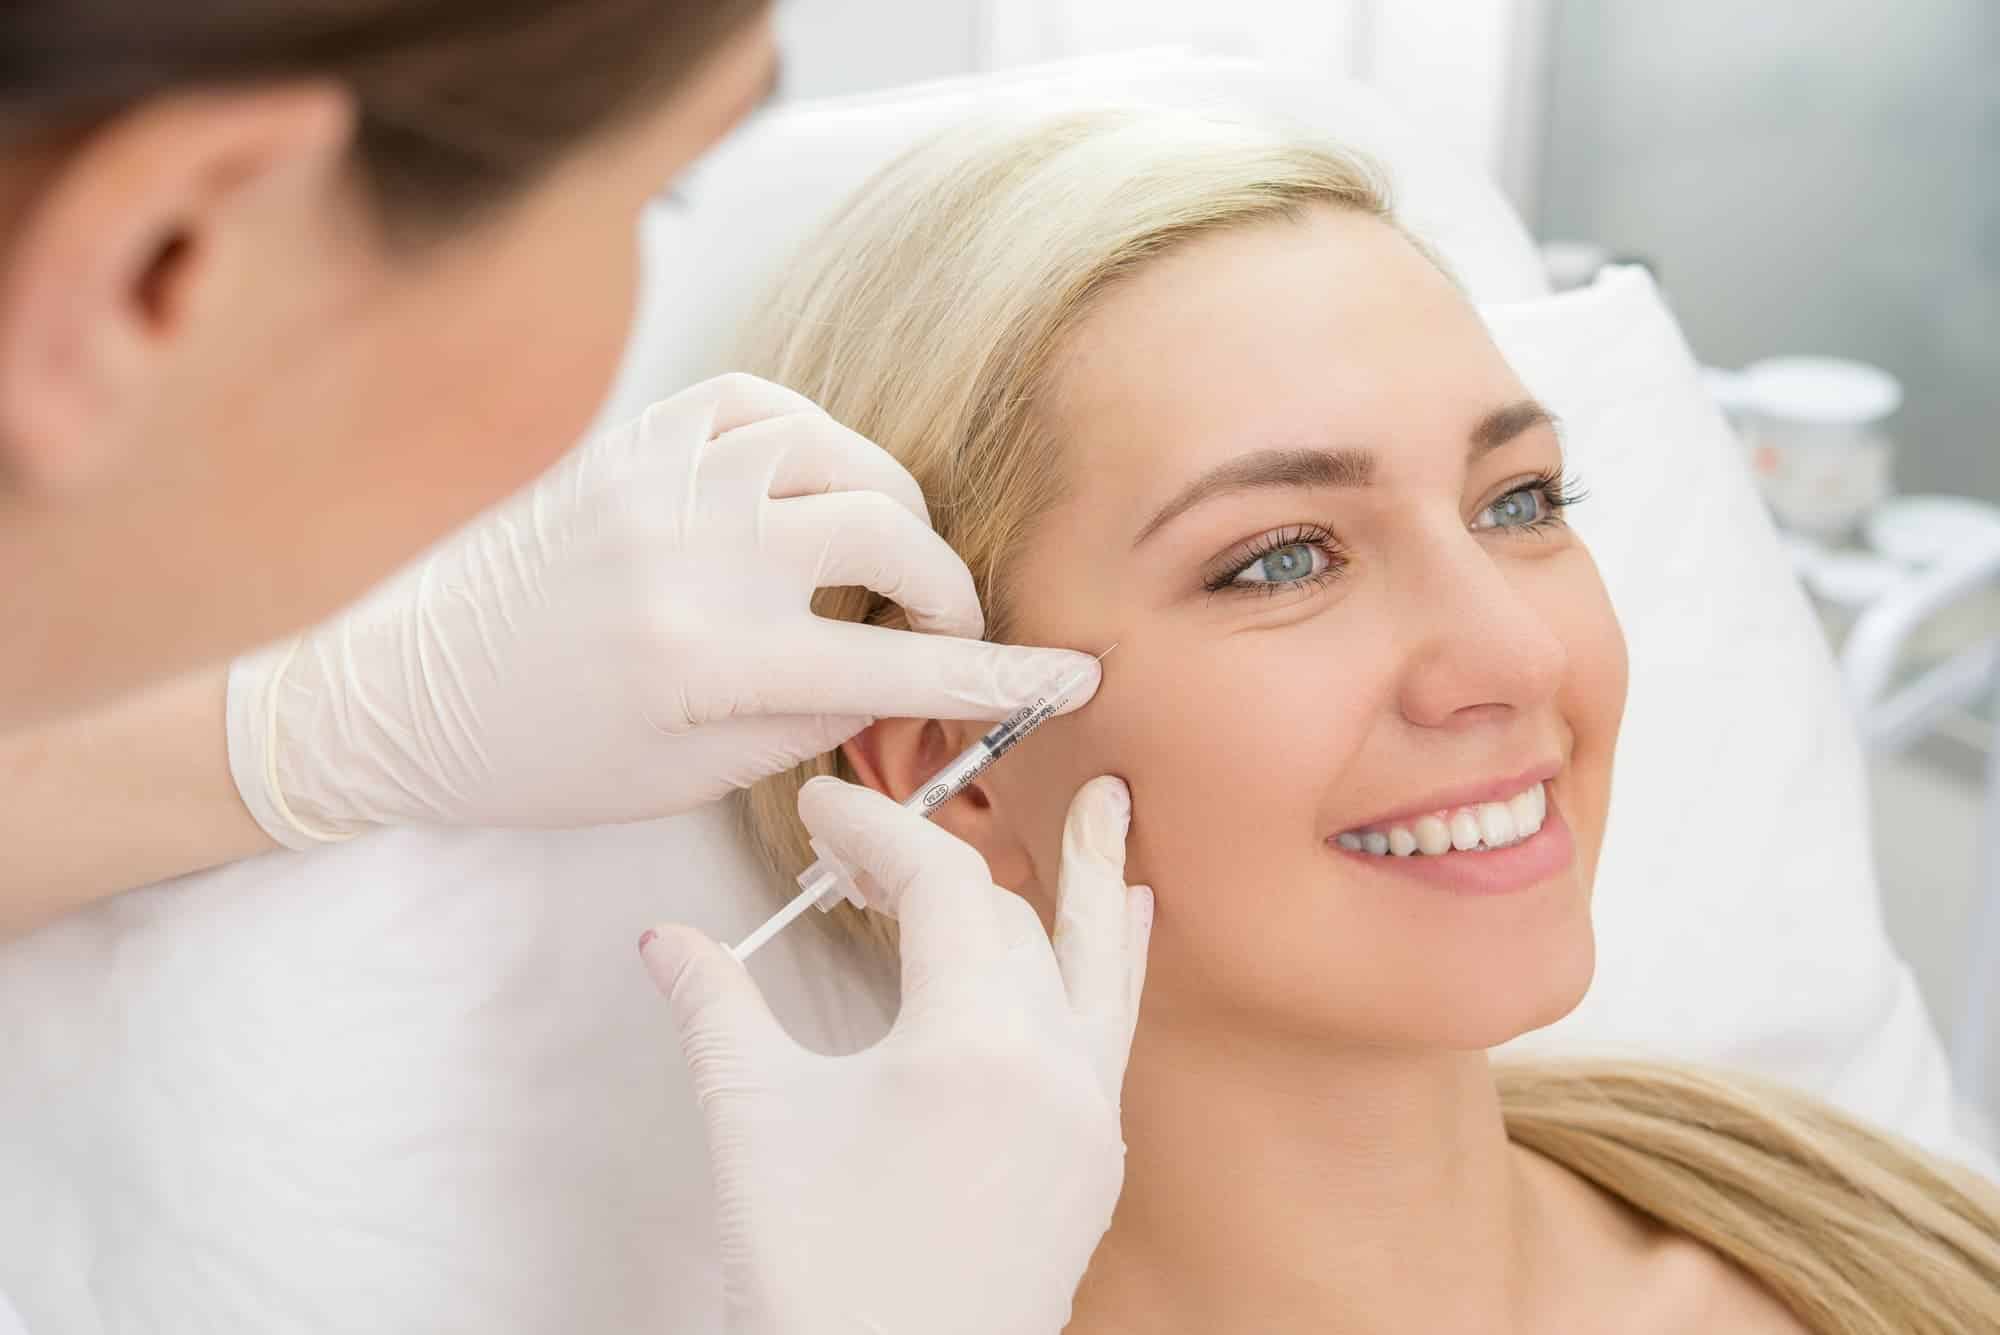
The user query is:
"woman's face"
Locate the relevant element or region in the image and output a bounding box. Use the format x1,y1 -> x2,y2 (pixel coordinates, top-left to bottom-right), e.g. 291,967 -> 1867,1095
968,208 -> 1627,1052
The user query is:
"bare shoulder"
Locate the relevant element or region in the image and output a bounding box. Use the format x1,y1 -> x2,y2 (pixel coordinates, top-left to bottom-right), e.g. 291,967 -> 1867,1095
1638,1232 -> 1812,1334
1516,1147 -> 1812,1334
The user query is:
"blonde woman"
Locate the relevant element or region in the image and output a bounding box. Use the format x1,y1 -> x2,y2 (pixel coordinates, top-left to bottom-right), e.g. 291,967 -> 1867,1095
737,108 -> 2000,1333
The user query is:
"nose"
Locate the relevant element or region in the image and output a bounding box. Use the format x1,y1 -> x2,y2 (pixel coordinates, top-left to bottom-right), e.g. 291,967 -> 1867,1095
1394,527 -> 1567,730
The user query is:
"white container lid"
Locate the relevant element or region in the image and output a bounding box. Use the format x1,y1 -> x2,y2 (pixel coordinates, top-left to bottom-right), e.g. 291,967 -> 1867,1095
1742,356 -> 1903,425
1864,494 -> 2000,566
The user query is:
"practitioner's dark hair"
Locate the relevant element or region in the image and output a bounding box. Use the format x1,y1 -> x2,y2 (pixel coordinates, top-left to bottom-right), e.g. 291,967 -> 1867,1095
0,1 -> 770,229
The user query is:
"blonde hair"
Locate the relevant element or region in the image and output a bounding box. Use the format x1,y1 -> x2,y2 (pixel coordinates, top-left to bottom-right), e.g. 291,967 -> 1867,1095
1499,1062 -> 2000,1333
733,106 -> 2000,1330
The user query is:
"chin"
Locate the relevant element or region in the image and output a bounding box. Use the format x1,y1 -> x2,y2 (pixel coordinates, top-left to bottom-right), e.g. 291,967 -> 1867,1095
1305,909 -> 1600,1052
1439,920 -> 1597,1050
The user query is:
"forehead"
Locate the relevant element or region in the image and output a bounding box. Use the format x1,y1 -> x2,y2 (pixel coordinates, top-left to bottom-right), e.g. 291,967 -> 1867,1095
1041,208 -> 1523,515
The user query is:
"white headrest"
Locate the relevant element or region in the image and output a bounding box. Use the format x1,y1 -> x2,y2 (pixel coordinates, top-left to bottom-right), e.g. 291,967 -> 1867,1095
596,49 -> 1549,431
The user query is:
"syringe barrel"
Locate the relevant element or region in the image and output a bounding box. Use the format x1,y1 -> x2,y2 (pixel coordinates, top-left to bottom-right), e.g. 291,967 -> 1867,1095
976,699 -> 1041,752
912,677 -> 1082,818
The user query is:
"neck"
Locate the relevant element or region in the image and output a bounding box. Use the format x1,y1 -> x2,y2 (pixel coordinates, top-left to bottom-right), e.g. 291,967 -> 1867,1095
1072,1019 -> 1557,1335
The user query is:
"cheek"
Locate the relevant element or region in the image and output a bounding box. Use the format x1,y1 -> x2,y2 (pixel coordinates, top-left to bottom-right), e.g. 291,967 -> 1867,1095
479,225 -> 641,485
1546,549 -> 1629,878
1106,634 -> 1371,894
989,618 -> 1379,988
373,221 -> 641,519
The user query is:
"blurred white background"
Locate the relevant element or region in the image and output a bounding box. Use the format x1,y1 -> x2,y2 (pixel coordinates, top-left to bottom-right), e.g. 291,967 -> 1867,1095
774,0 -> 1995,499
776,1 -> 1555,206
769,0 -> 2000,1119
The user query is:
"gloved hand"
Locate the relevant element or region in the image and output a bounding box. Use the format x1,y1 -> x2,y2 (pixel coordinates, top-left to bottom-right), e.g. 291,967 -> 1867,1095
225,373 -> 1100,845
643,774 -> 1151,1335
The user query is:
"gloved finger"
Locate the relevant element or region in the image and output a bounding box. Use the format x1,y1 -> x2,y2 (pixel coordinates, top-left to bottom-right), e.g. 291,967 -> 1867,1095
586,374 -> 823,483
556,373 -> 820,497
795,777 -> 1003,967
640,924 -> 795,1088
992,888 -> 1062,968
687,371 -> 826,438
744,619 -> 1103,726
1052,777 -> 1132,1018
709,410 -> 930,525
1119,885 -> 1154,1088
705,711 -> 874,793
1051,777 -> 1149,1095
636,711 -> 872,806
765,489 -> 982,639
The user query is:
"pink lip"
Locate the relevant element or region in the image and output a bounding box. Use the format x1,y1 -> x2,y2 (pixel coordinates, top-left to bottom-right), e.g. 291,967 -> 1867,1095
1337,760 -> 1562,833
1327,793 -> 1575,896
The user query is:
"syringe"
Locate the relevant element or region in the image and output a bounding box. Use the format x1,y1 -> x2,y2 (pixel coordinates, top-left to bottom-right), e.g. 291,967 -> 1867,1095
729,644 -> 1117,961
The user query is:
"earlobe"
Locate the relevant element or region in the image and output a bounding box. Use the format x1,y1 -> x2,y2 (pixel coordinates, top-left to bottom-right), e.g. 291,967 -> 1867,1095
0,83 -> 353,491
839,718 -> 1036,889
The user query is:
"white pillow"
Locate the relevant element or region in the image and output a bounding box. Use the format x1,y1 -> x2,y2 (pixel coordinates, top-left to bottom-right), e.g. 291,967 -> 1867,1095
597,48 -> 1549,431
1488,267 -> 1981,1172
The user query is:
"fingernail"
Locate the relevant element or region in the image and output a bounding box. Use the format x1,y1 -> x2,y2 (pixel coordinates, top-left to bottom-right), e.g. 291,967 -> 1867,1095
1014,650 -> 1099,711
637,927 -> 686,995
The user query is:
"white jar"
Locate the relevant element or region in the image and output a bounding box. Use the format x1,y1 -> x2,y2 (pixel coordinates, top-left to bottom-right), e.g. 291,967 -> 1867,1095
1739,356 -> 1902,542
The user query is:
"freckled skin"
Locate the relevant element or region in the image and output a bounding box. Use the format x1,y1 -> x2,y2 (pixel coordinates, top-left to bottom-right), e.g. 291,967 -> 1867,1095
939,208 -> 1628,1054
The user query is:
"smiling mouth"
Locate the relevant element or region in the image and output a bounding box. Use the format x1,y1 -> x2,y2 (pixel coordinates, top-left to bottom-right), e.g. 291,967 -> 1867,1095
1333,779 -> 1549,857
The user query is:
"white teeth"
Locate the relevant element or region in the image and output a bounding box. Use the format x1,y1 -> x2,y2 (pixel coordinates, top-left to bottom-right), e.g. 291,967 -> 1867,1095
1449,811 -> 1482,851
1507,787 -> 1538,834
1337,781 -> 1550,858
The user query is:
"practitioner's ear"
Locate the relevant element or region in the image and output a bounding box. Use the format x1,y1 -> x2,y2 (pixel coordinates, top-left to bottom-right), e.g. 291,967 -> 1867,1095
0,83 -> 353,491
840,719 -> 1036,890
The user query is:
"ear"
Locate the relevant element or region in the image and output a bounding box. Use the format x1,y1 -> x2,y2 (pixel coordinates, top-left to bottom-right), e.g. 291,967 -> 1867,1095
841,718 -> 1037,890
0,82 -> 353,491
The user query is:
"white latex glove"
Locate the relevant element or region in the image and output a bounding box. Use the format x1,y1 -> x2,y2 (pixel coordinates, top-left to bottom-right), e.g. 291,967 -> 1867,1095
225,373 -> 1101,845
643,774 -> 1151,1335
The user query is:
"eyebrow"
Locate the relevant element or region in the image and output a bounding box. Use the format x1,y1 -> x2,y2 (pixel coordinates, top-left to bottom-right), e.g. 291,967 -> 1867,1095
1130,398 -> 1557,547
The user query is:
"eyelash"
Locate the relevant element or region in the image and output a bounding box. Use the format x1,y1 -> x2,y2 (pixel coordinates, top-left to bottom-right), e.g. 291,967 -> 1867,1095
1203,523 -> 1346,598
1202,467 -> 1588,598
1497,466 -> 1590,532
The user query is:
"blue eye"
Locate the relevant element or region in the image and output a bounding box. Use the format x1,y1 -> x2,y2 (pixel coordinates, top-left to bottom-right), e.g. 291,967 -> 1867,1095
1205,524 -> 1345,596
1230,541 -> 1331,587
1475,487 -> 1548,530
1475,470 -> 1587,533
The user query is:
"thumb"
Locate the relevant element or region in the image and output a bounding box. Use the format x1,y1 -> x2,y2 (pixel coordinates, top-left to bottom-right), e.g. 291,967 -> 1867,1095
640,924 -> 793,1095
1053,777 -> 1151,1100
